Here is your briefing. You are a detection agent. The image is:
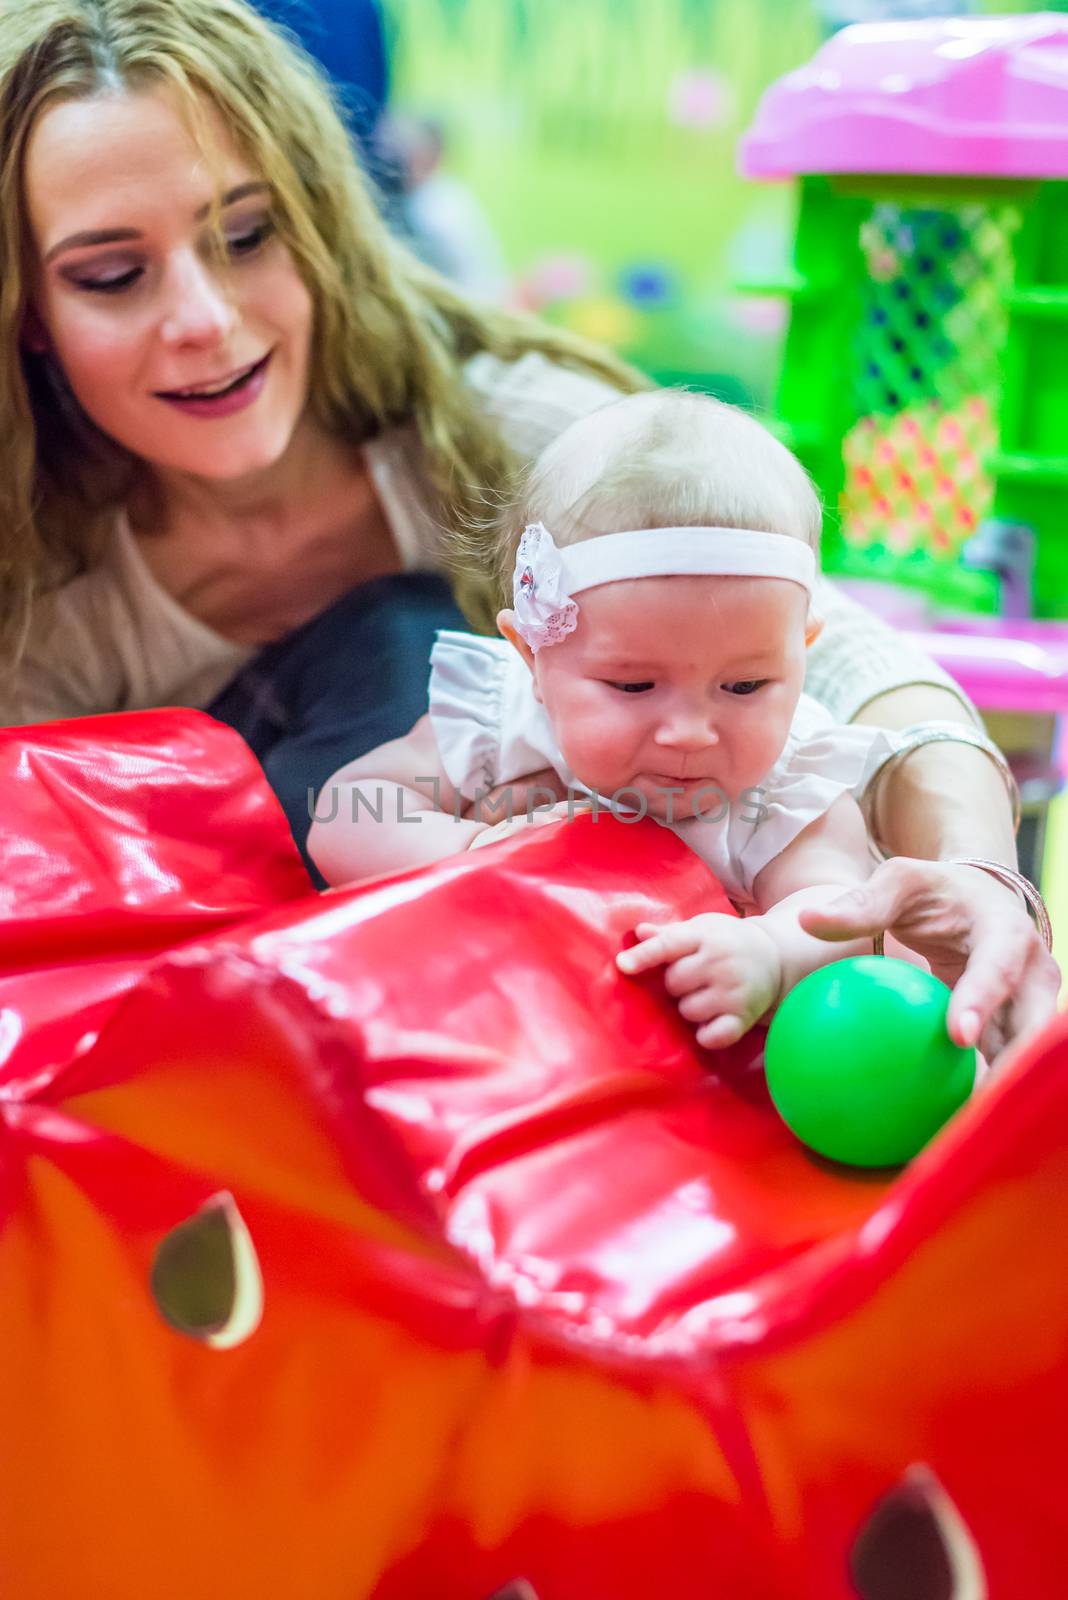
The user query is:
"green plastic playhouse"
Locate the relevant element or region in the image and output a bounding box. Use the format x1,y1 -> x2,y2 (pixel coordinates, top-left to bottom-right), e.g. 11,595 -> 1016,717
739,13 -> 1068,618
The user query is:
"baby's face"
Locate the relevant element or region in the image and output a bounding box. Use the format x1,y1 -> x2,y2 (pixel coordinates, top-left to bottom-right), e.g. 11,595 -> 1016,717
529,575 -> 810,820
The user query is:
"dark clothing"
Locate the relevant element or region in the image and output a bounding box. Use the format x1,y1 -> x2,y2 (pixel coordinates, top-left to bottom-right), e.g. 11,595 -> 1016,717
253,0 -> 407,232
207,573 -> 468,881
253,0 -> 389,148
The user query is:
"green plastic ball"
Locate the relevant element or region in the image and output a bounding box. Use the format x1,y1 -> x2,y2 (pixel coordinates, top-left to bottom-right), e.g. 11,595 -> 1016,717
765,956 -> 976,1167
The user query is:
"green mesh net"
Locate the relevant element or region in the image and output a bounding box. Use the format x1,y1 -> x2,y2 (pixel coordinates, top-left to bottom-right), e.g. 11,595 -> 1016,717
840,202 -> 1022,584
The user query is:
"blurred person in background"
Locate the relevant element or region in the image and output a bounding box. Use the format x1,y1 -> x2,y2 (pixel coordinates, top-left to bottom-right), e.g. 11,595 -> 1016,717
253,0 -> 389,163
377,113 -> 510,303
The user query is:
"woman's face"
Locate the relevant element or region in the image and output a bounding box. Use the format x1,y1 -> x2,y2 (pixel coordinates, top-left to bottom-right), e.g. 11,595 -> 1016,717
24,86 -> 315,484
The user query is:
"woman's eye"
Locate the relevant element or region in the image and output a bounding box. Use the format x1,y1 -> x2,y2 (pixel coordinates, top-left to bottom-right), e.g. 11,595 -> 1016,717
76,266 -> 143,294
723,679 -> 767,696
225,219 -> 275,259
607,681 -> 655,694
69,218 -> 274,293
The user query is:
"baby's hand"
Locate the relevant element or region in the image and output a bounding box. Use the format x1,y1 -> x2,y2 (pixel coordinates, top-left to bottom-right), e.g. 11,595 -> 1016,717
616,914 -> 781,1049
466,800 -> 590,851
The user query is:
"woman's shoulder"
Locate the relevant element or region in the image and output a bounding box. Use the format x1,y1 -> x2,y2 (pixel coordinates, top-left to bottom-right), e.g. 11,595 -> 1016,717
25,536 -> 131,648
462,350 -> 622,458
3,518 -> 247,725
1,552 -> 130,724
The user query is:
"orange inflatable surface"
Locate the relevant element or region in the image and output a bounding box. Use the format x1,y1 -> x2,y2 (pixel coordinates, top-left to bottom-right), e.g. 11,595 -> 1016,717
0,711 -> 1064,1599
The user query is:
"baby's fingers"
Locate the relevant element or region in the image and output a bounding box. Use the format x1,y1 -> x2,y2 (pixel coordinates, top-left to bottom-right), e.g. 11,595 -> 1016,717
678,987 -> 728,1023
695,1015 -> 746,1049
616,921 -> 700,976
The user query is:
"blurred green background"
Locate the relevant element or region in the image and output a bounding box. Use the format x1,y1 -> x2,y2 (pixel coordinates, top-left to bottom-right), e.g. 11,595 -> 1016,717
384,0 -> 1065,404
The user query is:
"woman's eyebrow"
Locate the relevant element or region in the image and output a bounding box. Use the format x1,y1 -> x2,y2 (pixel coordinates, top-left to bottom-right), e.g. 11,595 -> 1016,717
43,181 -> 271,264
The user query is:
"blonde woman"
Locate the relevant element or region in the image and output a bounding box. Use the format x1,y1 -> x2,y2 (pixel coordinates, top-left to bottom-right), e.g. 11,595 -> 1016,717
0,0 -> 1057,1058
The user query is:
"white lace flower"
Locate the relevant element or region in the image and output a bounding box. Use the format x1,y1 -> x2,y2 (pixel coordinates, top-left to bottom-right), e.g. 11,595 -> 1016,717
511,523 -> 579,652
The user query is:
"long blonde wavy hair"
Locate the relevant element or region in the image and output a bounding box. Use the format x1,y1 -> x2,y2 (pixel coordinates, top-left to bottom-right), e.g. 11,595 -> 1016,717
0,0 -> 642,670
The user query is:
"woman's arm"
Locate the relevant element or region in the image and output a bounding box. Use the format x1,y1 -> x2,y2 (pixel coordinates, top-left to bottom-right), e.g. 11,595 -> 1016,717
803,583 -> 1016,862
801,678 -> 1061,1060
852,683 -> 1016,860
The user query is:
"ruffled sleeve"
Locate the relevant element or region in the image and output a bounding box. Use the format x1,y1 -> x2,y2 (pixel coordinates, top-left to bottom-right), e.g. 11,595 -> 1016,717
733,695 -> 892,896
428,630 -> 570,801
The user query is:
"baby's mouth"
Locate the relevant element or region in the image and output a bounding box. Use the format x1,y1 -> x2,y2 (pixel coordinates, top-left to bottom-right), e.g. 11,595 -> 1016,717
645,772 -> 718,789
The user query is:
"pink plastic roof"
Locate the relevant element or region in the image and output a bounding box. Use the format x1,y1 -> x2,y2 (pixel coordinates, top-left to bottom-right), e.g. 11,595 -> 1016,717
739,13 -> 1068,181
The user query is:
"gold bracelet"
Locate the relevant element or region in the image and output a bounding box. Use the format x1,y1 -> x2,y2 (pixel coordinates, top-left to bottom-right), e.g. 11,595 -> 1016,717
948,857 -> 1054,953
865,720 -> 1021,856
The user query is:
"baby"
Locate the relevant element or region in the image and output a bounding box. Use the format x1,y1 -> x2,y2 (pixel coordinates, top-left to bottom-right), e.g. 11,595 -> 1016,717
310,390 -> 891,1048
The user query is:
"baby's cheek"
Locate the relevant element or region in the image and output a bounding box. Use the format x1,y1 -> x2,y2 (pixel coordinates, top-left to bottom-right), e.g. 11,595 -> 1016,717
735,711 -> 795,788
557,711 -> 633,789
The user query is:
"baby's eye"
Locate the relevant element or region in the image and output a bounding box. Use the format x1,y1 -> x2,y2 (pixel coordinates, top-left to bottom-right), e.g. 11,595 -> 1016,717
606,681 -> 655,694
723,679 -> 768,696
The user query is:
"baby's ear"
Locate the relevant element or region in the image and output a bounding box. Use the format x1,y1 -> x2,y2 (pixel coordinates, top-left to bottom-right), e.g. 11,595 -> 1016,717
805,611 -> 824,647
497,609 -> 536,673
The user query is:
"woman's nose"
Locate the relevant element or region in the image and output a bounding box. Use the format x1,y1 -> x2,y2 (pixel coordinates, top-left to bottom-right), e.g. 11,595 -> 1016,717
158,251 -> 238,347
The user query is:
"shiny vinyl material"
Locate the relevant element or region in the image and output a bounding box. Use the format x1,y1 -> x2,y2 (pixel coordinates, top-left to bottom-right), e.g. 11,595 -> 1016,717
1,711 -> 1065,1599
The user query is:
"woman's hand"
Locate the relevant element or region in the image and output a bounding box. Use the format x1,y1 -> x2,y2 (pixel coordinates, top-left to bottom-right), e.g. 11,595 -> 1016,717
616,914 -> 781,1049
799,858 -> 1061,1064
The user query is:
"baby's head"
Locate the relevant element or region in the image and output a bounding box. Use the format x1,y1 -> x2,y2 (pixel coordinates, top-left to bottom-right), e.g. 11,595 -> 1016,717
496,387 -> 820,575
494,390 -> 824,819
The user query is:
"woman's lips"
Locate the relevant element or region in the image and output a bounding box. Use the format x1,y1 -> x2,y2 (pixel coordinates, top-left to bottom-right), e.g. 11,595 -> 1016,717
155,353 -> 271,419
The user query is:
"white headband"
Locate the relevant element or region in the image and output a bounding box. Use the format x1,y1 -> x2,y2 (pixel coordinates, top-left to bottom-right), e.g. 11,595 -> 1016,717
511,522 -> 817,652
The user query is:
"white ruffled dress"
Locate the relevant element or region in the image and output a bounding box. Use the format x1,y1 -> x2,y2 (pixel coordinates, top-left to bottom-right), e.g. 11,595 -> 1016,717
428,631 -> 889,909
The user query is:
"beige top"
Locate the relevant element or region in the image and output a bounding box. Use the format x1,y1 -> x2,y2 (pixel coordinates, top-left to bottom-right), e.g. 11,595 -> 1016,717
0,351 -> 977,731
